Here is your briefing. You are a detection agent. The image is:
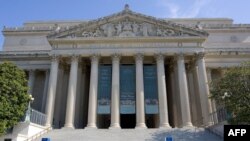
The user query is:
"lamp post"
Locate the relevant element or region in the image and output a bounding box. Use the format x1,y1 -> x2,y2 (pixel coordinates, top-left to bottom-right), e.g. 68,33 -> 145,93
25,94 -> 34,122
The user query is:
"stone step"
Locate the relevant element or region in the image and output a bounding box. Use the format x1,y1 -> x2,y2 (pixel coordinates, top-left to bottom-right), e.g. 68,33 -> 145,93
36,128 -> 222,141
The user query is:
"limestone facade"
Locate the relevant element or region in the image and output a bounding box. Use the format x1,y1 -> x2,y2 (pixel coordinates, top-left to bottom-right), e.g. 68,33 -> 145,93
0,5 -> 250,129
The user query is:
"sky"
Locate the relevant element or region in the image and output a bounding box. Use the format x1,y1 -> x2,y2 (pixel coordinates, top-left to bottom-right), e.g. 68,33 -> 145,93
1,0 -> 250,50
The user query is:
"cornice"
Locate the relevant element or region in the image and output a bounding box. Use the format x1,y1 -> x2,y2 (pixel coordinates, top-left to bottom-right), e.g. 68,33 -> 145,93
48,36 -> 206,45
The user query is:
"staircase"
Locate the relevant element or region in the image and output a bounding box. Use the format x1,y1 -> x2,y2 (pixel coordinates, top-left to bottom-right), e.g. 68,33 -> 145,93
35,128 -> 222,141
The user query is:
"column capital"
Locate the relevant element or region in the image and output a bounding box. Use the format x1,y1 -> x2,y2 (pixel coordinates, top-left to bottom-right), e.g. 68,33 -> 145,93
175,53 -> 185,60
70,55 -> 80,62
111,54 -> 121,62
90,54 -> 100,63
134,53 -> 144,62
50,54 -> 60,62
154,53 -> 165,62
195,52 -> 205,60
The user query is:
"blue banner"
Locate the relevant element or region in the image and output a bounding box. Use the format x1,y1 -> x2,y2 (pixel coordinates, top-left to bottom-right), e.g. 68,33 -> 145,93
120,65 -> 136,114
97,65 -> 112,114
144,65 -> 159,114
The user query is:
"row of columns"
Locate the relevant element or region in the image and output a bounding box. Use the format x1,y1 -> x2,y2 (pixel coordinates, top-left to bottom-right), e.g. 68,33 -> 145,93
44,53 -> 213,129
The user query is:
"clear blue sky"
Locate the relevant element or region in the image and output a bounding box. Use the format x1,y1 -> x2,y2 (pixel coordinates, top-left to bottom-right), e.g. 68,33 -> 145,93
1,0 -> 250,50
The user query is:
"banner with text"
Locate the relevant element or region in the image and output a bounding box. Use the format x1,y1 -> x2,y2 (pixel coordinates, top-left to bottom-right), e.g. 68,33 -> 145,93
97,65 -> 112,114
144,65 -> 159,114
120,65 -> 136,114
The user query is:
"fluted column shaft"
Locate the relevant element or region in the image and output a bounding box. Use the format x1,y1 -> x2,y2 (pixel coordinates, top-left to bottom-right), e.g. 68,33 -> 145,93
45,56 -> 59,127
42,70 -> 50,113
206,68 -> 218,124
28,70 -> 35,94
64,56 -> 79,128
110,54 -> 121,129
86,55 -> 99,128
196,53 -> 213,126
155,54 -> 171,128
135,54 -> 147,128
176,54 -> 193,127
186,65 -> 198,126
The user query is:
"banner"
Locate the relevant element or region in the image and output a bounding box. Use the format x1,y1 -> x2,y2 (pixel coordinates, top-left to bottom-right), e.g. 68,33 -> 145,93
97,65 -> 112,114
144,65 -> 159,114
120,65 -> 136,114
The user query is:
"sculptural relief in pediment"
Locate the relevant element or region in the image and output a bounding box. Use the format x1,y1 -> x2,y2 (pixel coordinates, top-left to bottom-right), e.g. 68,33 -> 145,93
69,19 -> 193,38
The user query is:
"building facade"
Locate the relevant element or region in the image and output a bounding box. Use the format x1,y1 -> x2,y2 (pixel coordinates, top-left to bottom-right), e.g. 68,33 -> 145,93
1,5 -> 250,130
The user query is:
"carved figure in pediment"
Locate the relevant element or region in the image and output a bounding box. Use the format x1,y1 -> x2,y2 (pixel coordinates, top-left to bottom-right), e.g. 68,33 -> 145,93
93,28 -> 102,37
132,22 -> 139,33
156,28 -> 163,36
177,31 -> 183,36
101,24 -> 114,37
162,29 -> 175,36
116,23 -> 122,35
141,23 -> 149,36
123,21 -> 132,31
82,31 -> 90,37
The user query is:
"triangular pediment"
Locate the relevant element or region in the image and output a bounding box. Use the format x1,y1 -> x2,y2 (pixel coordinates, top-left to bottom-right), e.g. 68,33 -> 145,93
48,5 -> 208,39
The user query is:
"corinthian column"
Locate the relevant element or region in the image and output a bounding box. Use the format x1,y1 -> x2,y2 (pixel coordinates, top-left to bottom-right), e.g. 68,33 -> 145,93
206,68 -> 218,124
135,53 -> 147,129
64,55 -> 79,128
176,54 -> 193,127
28,70 -> 35,94
45,55 -> 59,127
196,53 -> 213,126
155,54 -> 171,128
109,54 -> 121,129
86,55 -> 99,129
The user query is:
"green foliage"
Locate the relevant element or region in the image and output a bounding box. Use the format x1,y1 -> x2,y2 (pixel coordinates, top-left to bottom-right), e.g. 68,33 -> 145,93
210,62 -> 250,124
0,62 -> 30,135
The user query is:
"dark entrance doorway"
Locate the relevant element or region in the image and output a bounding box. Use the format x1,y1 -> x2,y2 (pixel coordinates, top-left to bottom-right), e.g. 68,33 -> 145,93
97,114 -> 110,129
146,114 -> 159,128
120,114 -> 136,128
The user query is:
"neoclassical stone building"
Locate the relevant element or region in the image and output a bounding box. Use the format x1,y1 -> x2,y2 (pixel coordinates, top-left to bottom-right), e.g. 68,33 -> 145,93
1,5 -> 250,130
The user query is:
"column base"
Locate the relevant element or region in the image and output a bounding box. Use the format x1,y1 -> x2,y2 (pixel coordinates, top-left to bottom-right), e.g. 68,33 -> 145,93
159,123 -> 172,129
182,122 -> 193,128
109,123 -> 121,129
205,121 -> 214,127
63,124 -> 75,129
135,123 -> 147,129
45,123 -> 52,128
85,123 -> 97,129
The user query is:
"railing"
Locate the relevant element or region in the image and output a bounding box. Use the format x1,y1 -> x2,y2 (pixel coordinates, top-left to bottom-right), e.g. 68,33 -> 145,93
30,108 -> 47,126
193,107 -> 228,138
24,126 -> 52,141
